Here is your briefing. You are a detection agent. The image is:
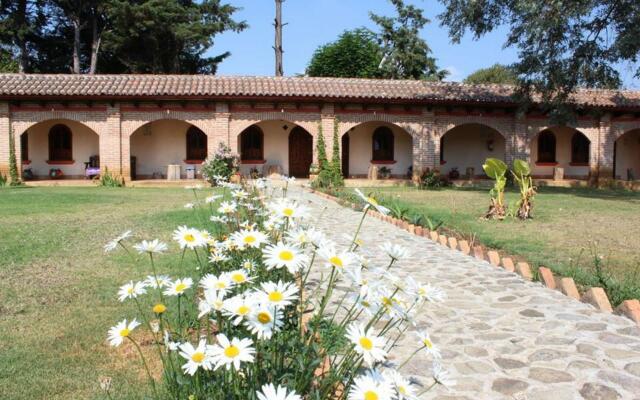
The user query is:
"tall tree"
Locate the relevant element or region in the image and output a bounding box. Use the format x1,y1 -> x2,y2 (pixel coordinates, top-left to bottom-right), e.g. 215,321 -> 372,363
370,0 -> 447,80
464,64 -> 518,85
0,0 -> 45,72
0,49 -> 19,72
273,0 -> 284,76
439,0 -> 640,120
306,28 -> 382,78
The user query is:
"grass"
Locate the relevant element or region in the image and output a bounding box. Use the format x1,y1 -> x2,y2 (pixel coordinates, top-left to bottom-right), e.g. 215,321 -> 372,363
332,185 -> 640,305
0,186 -> 215,400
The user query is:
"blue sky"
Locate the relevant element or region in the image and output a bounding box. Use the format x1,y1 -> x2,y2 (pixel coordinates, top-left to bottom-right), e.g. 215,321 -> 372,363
212,0 -> 638,88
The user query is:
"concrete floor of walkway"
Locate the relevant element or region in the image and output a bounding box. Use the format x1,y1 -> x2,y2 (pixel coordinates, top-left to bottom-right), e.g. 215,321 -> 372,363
292,184 -> 640,400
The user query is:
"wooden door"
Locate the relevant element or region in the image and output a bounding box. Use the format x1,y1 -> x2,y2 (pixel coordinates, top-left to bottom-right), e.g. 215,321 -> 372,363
342,133 -> 349,178
288,127 -> 313,178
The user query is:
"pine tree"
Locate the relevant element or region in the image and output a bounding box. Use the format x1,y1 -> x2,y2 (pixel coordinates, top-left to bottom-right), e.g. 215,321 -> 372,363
316,121 -> 328,169
8,127 -> 21,186
329,118 -> 344,187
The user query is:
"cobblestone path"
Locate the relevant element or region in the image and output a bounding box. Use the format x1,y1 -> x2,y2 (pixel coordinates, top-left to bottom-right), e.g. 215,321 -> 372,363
293,185 -> 640,400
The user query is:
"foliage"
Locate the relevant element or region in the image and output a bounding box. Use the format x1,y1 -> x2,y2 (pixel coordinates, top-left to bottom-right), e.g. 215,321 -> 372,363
387,199 -> 410,220
0,172 -> 6,187
104,180 -> 448,399
0,49 -> 18,72
439,0 -> 639,122
306,28 -> 383,78
511,159 -> 536,219
98,167 -> 124,187
201,142 -> 239,186
315,121 -> 328,169
0,0 -> 247,74
482,158 -> 507,219
464,64 -> 518,85
418,169 -> 448,189
313,120 -> 344,189
371,0 -> 448,80
8,127 -> 21,186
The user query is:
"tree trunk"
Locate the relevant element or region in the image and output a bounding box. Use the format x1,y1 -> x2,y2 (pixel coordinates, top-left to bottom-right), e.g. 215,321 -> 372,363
273,0 -> 284,76
89,16 -> 101,74
72,17 -> 81,74
17,0 -> 27,73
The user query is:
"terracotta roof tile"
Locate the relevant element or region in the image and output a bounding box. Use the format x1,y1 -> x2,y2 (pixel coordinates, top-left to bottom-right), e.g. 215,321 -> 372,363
0,74 -> 639,109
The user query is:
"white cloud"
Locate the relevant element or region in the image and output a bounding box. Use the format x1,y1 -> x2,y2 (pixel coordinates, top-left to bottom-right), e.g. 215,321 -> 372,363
443,65 -> 464,82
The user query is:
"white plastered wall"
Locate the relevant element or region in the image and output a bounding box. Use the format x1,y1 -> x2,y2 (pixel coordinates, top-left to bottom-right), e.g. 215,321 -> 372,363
615,129 -> 640,180
344,121 -> 413,177
22,119 -> 99,178
237,120 -> 296,176
530,126 -> 591,178
440,124 -> 506,177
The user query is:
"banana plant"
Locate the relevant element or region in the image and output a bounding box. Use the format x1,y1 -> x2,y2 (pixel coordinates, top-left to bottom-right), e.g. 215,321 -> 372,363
511,159 -> 536,219
482,158 -> 508,219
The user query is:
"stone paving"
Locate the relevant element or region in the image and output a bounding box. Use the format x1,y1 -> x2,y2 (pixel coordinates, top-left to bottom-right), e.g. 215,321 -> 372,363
291,185 -> 640,400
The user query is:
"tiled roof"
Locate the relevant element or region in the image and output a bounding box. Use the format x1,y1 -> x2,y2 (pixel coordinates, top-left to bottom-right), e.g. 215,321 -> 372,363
0,74 -> 639,109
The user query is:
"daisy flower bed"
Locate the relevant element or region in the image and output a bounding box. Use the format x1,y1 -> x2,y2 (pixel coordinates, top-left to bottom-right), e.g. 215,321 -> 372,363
104,177 -> 450,399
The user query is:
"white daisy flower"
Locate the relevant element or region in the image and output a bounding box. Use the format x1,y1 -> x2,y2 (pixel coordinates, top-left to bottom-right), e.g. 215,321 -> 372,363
209,334 -> 255,370
163,330 -> 180,351
256,383 -> 301,400
286,227 -> 310,246
107,319 -> 140,347
262,242 -> 308,274
245,307 -> 283,340
117,281 -> 147,302
305,227 -> 327,248
205,194 -> 223,203
198,289 -> 226,318
347,372 -> 395,400
210,215 -> 228,223
217,201 -> 237,214
241,259 -> 257,271
318,245 -> 356,270
346,323 -> 387,367
184,203 -> 195,209
383,370 -> 418,400
381,242 -> 410,261
354,188 -> 390,215
172,226 -> 206,249
222,295 -> 256,325
269,198 -> 309,220
407,278 -> 445,303
164,278 -> 193,296
200,273 -> 233,294
258,280 -> 299,309
230,228 -> 268,249
415,329 -> 441,359
208,251 -> 230,263
228,269 -> 253,285
144,274 -> 171,289
133,239 -> 168,254
104,230 -> 132,252
432,362 -> 456,388
179,339 -> 213,375
231,189 -> 249,199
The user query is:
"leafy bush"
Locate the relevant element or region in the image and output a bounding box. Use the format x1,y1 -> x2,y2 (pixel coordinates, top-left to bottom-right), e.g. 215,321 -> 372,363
98,167 -> 124,187
312,120 -> 344,189
483,158 -> 508,219
511,159 -> 536,219
201,142 -> 239,186
0,172 -> 6,187
418,169 -> 448,189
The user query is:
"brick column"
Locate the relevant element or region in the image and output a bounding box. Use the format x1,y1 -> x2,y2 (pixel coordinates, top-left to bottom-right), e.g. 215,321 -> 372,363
598,114 -> 614,180
320,103 -> 335,165
0,102 -> 9,179
416,108 -> 435,173
513,112 -> 530,164
101,104 -> 122,178
213,103 -> 231,154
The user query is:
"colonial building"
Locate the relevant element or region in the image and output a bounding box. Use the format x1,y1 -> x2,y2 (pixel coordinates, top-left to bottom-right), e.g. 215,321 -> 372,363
0,74 -> 639,183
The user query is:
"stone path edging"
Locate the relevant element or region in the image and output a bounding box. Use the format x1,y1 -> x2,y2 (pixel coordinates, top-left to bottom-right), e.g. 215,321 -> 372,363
308,188 -> 640,326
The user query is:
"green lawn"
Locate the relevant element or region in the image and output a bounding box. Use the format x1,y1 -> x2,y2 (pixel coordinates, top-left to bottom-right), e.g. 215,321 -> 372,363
0,186 -> 212,400
350,185 -> 640,305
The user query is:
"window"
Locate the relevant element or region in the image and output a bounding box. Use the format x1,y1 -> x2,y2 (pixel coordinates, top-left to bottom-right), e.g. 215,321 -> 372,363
439,136 -> 445,164
571,132 -> 590,164
372,127 -> 394,161
537,130 -> 556,163
20,133 -> 28,162
48,124 -> 72,161
240,125 -> 264,161
186,126 -> 207,161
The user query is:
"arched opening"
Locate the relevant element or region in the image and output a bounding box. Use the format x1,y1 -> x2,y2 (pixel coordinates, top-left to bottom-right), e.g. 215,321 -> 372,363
439,123 -> 506,179
129,119 -> 207,180
342,121 -> 413,179
19,119 -> 99,180
531,127 -> 590,179
614,129 -> 640,181
237,120 -> 312,177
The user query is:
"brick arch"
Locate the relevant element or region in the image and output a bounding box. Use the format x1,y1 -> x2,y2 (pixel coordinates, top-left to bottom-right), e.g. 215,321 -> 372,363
229,113 -> 319,139
437,119 -> 508,139
11,113 -> 105,137
338,115 -> 422,140
123,115 -> 211,138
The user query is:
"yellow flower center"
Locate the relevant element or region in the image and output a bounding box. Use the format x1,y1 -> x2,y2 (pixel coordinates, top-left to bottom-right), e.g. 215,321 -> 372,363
153,304 -> 166,314
237,305 -> 250,315
244,235 -> 256,244
382,297 -> 392,307
359,337 -> 373,350
224,345 -> 240,358
364,391 -> 378,400
418,288 -> 426,296
367,197 -> 378,206
423,338 -> 433,348
399,386 -> 407,395
231,273 -> 245,283
191,352 -> 205,363
283,208 -> 294,217
279,250 -> 294,261
127,287 -> 134,294
175,283 -> 187,293
120,328 -> 130,337
329,256 -> 343,268
257,311 -> 272,324
216,282 -> 227,289
184,234 -> 195,242
268,291 -> 284,302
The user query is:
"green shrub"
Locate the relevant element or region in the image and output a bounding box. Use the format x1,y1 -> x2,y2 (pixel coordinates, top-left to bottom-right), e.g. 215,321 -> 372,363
0,172 -> 6,187
419,169 -> 448,189
511,159 -> 536,219
98,168 -> 124,187
201,142 -> 239,185
483,158 -> 508,219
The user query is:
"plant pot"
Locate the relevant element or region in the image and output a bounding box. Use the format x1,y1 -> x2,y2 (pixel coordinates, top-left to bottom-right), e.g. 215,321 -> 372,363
230,173 -> 241,183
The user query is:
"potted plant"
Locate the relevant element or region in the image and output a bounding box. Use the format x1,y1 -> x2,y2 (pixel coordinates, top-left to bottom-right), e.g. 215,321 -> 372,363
448,167 -> 460,180
379,166 -> 392,179
249,167 -> 260,179
308,163 -> 319,180
49,168 -> 63,179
